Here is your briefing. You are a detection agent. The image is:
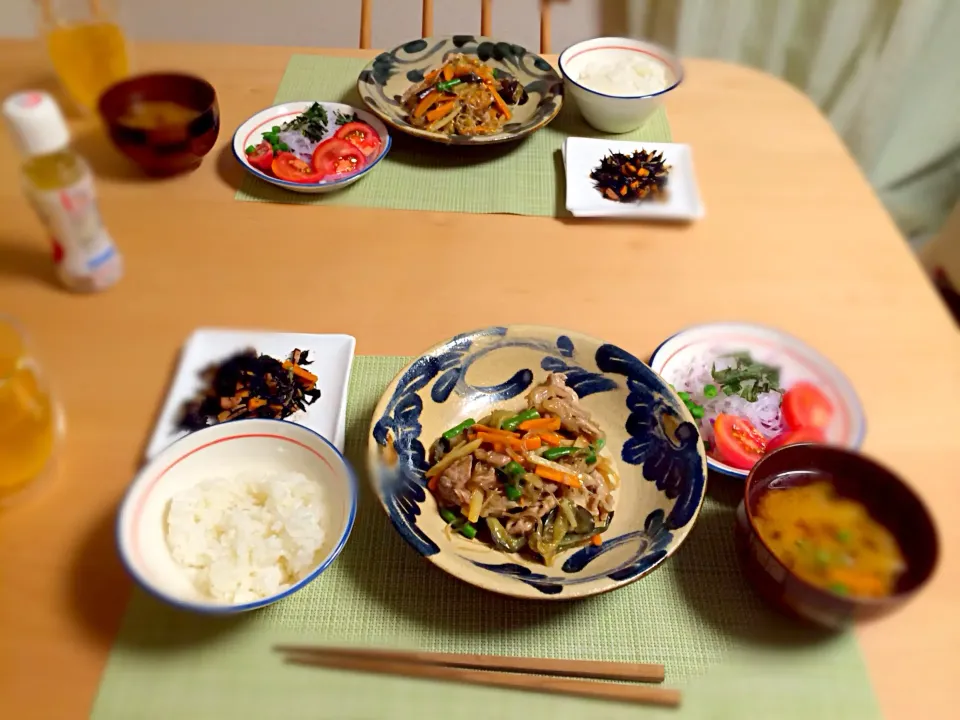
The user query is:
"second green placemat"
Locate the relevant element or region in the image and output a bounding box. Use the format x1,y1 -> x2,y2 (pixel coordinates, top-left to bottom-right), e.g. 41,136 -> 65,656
90,356 -> 881,720
234,55 -> 672,215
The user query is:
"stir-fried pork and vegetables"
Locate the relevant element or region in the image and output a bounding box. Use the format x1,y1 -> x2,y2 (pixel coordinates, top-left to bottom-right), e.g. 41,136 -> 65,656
402,54 -> 528,136
426,373 -> 619,565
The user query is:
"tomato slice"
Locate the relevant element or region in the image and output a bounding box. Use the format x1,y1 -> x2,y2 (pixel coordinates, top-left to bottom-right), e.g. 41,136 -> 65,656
714,414 -> 767,470
782,381 -> 834,430
334,121 -> 382,157
245,140 -> 274,172
312,138 -> 366,178
271,151 -> 323,183
766,426 -> 826,453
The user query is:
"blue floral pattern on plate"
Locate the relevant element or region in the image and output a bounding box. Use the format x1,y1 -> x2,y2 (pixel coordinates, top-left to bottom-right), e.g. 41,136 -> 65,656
367,326 -> 707,600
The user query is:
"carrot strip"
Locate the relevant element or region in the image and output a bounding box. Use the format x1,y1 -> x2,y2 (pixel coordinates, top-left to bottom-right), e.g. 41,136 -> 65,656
591,534 -> 603,546
282,361 -> 318,384
442,64 -> 454,81
493,442 -> 505,453
469,425 -> 519,438
423,68 -> 441,85
414,89 -> 440,118
428,475 -> 439,492
426,100 -> 455,123
518,417 -> 562,432
248,397 -> 267,410
487,82 -> 512,119
534,465 -> 581,489
522,436 -> 542,451
479,432 -> 541,452
537,431 -> 563,447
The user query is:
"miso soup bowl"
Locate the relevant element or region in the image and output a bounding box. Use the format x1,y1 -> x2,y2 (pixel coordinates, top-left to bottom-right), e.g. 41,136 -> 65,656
98,72 -> 220,176
735,443 -> 939,629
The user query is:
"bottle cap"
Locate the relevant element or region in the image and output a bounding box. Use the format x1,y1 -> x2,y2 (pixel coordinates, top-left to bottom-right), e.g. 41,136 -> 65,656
2,91 -> 71,157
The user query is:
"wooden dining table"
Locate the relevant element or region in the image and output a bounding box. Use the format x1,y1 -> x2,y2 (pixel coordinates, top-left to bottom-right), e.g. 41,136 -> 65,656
0,39 -> 958,719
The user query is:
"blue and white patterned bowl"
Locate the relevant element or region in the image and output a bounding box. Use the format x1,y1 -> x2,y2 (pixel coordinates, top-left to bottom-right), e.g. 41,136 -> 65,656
356,36 -> 563,145
367,326 -> 708,600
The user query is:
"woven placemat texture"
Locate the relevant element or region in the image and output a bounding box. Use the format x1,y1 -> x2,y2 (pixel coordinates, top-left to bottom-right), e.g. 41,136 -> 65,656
234,55 -> 672,215
90,356 -> 881,720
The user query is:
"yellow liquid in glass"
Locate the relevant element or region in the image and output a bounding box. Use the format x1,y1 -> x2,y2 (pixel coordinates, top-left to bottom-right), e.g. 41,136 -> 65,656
0,324 -> 56,498
45,21 -> 129,111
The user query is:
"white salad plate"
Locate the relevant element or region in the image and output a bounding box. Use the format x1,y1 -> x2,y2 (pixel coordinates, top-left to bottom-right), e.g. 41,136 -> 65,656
563,137 -> 704,220
649,322 -> 865,478
145,329 -> 356,459
232,101 -> 391,194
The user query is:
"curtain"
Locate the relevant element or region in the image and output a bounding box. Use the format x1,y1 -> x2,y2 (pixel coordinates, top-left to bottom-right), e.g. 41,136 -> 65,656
626,0 -> 960,245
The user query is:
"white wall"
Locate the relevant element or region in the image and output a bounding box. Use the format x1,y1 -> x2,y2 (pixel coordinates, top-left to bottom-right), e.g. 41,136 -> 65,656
6,1 -> 625,53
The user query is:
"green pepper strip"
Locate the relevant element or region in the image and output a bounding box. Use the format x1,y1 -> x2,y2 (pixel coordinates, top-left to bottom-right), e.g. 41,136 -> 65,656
501,408 -> 539,431
442,418 -> 476,439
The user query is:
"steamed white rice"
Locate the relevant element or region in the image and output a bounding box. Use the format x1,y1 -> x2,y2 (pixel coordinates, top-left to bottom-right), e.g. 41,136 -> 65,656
165,471 -> 325,603
578,55 -> 669,96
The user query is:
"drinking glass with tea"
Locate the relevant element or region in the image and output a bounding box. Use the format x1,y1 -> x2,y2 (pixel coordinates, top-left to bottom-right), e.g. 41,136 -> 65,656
35,0 -> 130,112
0,319 -> 60,504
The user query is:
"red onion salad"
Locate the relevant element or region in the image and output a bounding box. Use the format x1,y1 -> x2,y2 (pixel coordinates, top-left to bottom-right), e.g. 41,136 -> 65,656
670,352 -> 786,449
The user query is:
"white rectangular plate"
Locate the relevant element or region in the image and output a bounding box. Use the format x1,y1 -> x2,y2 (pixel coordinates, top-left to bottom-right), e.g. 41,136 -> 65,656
563,137 -> 704,220
145,329 -> 355,460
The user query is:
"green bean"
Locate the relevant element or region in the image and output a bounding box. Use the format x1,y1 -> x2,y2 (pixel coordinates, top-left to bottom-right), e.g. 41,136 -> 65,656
460,522 -> 477,539
501,408 -> 539,431
440,508 -> 457,524
504,484 -> 522,501
503,461 -> 525,478
442,418 -> 476,439
542,446 -> 577,461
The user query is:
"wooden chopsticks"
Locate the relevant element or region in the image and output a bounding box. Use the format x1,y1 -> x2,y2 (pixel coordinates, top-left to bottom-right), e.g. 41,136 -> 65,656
276,646 -> 680,708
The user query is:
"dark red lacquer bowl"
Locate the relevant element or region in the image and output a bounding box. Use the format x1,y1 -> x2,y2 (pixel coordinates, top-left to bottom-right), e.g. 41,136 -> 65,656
735,443 -> 939,629
98,73 -> 219,176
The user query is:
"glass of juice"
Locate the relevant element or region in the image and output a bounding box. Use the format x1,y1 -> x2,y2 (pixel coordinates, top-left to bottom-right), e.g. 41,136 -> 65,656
35,0 -> 130,113
0,318 -> 60,505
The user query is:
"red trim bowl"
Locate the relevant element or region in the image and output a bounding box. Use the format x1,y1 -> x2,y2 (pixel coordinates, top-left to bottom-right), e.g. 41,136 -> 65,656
98,73 -> 219,176
735,443 -> 938,629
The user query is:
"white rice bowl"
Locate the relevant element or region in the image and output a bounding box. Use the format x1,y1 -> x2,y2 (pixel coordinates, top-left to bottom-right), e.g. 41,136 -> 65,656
117,418 -> 357,613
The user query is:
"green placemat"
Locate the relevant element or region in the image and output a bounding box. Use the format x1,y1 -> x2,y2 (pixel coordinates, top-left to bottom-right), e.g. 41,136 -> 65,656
90,356 -> 881,720
234,55 -> 672,216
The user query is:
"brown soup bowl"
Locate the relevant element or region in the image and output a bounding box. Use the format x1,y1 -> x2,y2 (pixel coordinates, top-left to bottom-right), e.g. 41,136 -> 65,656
98,73 -> 219,176
735,443 -> 938,629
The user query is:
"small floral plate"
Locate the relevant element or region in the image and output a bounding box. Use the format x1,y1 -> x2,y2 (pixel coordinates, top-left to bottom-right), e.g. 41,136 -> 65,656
366,326 -> 707,600
356,36 -> 563,145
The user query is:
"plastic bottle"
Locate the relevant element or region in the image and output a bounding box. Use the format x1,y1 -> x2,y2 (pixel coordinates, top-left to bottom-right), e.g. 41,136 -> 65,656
2,91 -> 123,292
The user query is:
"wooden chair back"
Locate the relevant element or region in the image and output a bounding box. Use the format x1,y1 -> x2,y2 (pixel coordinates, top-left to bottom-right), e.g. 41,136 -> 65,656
360,0 -> 552,54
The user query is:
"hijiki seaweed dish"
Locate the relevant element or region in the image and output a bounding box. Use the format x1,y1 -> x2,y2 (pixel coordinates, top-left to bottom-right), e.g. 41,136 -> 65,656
425,373 -> 619,565
180,348 -> 321,430
591,149 -> 671,203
